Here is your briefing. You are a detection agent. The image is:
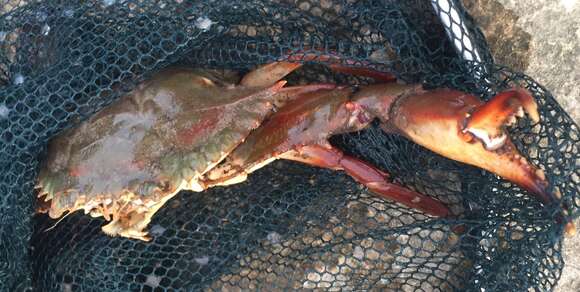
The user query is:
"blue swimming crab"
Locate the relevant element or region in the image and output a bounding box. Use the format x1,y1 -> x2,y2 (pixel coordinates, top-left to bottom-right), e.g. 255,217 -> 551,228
36,62 -> 573,241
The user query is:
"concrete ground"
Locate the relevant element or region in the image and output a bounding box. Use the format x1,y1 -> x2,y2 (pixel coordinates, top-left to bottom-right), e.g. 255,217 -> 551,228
463,0 -> 579,291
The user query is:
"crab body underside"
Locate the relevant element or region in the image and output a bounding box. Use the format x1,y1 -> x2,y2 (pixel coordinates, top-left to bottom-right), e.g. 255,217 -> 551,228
37,62 -> 571,241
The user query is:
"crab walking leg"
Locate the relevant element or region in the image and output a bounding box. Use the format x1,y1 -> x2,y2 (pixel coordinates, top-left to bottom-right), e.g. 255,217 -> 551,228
243,60 -> 396,89
281,50 -> 398,82
327,64 -> 397,83
241,62 -> 303,87
279,144 -> 450,217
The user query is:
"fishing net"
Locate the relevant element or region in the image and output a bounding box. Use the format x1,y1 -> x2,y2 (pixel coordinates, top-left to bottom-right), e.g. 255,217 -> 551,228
0,0 -> 577,291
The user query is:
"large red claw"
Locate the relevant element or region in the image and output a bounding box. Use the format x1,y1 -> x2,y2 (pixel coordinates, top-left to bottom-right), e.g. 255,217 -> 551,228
369,86 -> 574,233
463,88 -> 540,150
386,88 -> 546,196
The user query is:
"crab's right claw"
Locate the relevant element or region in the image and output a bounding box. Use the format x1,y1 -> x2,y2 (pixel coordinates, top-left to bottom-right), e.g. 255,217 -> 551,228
463,88 -> 540,151
459,88 -> 556,205
377,86 -> 575,236
463,89 -> 576,236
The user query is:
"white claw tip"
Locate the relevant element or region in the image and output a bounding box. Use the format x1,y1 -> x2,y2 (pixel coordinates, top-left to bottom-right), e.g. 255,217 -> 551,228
466,128 -> 507,151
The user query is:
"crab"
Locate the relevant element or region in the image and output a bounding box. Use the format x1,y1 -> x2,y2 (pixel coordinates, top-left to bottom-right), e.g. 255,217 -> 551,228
36,62 -> 573,241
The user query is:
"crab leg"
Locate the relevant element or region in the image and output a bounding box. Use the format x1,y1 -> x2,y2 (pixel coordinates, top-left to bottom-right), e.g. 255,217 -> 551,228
240,62 -> 303,87
286,51 -> 398,82
279,144 -> 450,217
327,64 -> 397,82
242,60 -> 397,85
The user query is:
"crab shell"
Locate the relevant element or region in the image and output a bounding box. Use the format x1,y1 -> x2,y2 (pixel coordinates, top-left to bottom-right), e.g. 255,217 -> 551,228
36,63 -> 326,241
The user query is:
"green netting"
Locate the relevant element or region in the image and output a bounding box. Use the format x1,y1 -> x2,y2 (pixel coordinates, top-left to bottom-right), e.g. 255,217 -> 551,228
0,0 -> 577,291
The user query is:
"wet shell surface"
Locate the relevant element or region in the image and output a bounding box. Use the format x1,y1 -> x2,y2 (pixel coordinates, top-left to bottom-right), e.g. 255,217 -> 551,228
37,67 -> 283,239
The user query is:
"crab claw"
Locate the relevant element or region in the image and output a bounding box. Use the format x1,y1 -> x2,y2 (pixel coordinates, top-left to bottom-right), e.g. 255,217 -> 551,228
353,85 -> 573,234
462,88 -> 540,151
387,87 -> 553,202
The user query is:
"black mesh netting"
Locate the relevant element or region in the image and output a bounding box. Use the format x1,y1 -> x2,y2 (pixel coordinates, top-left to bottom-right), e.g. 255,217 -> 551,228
0,0 -> 578,291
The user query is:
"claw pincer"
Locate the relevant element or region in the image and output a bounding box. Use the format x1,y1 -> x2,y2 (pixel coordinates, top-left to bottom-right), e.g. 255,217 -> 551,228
365,85 -> 573,234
